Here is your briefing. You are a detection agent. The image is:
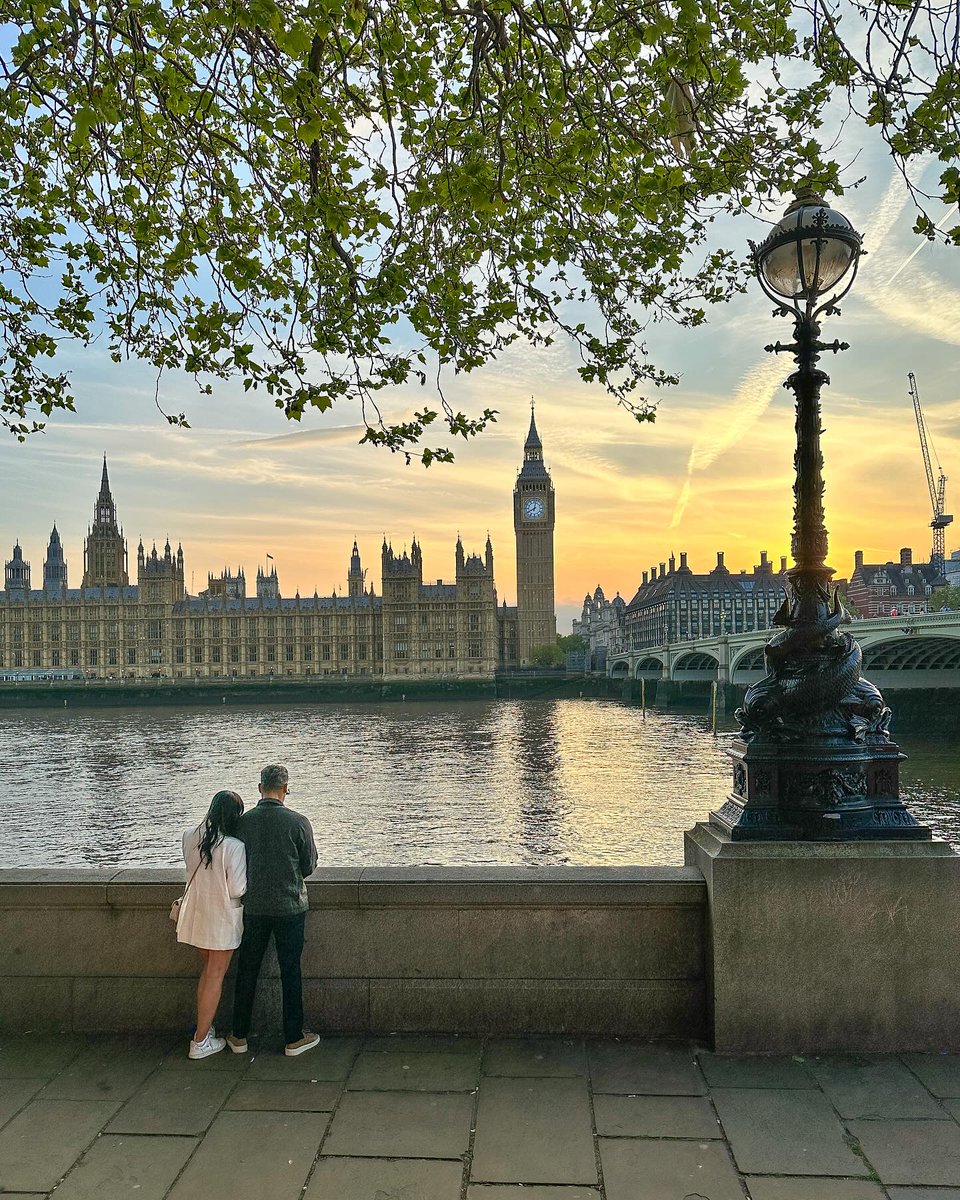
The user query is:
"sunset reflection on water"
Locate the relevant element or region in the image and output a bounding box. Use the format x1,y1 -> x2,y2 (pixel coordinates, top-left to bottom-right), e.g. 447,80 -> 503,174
0,699 -> 954,868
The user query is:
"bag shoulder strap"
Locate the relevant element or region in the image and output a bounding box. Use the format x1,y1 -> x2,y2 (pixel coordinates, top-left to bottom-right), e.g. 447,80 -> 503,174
181,832 -> 205,898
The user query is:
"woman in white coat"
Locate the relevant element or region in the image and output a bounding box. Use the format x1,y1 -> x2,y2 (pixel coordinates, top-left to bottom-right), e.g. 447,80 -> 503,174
177,790 -> 246,1059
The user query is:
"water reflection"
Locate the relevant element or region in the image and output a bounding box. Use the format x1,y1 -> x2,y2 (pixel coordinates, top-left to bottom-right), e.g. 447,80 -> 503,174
1,699 -> 958,868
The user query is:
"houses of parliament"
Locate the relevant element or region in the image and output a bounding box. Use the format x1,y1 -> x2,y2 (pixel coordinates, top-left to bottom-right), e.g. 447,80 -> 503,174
0,414 -> 557,681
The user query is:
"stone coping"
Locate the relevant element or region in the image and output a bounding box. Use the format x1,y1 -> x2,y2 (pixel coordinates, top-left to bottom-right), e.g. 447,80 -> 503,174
0,864 -> 706,909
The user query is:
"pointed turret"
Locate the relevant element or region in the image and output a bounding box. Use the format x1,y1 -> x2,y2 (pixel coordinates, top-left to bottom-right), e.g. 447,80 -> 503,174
83,455 -> 128,588
525,401 -> 543,453
43,524 -> 68,597
4,541 -> 31,599
348,539 -> 366,598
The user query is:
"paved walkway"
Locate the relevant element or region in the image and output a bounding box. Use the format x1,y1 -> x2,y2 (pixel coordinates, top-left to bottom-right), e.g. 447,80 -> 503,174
3,1033 -> 960,1199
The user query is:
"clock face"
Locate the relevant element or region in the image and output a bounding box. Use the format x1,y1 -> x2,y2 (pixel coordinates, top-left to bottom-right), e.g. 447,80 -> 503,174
523,497 -> 545,520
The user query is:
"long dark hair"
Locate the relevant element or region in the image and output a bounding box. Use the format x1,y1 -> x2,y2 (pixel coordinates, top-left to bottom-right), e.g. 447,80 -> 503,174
198,790 -> 244,867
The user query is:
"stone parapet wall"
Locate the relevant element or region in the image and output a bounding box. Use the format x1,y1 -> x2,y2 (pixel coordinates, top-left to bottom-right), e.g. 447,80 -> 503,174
0,866 -> 707,1039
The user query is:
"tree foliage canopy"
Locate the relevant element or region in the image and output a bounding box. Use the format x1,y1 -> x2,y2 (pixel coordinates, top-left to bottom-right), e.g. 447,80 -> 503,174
930,584 -> 960,611
1,0 -> 957,456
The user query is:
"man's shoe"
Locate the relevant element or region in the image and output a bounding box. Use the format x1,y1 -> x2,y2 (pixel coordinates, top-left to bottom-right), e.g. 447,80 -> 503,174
226,1035 -> 248,1054
189,1033 -> 226,1060
284,1031 -> 320,1057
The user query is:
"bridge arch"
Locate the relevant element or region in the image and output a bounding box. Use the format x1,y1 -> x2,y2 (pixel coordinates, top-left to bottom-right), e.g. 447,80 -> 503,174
609,659 -> 629,677
671,649 -> 719,681
862,636 -> 960,676
731,645 -> 767,684
635,656 -> 664,679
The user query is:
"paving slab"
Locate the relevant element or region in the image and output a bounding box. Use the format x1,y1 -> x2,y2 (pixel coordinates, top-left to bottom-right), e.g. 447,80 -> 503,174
712,1087 -> 870,1177
483,1038 -> 586,1077
468,1189 -> 600,1199
225,1079 -> 341,1110
107,1065 -> 238,1134
364,1034 -> 483,1054
161,1043 -> 251,1073
698,1053 -> 816,1089
593,1093 -> 720,1138
902,1054 -> 960,1098
745,1179 -> 885,1200
0,1098 -> 119,1192
347,1049 -> 480,1092
848,1118 -> 960,1186
244,1038 -> 360,1081
588,1041 -> 705,1095
306,1156 -> 465,1199
471,1076 -> 596,1185
167,1110 -> 328,1200
40,1034 -> 172,1102
322,1090 -> 474,1158
0,1079 -> 42,1129
599,1136 -> 743,1200
47,1133 -> 197,1200
887,1190 -> 960,1199
812,1056 -> 946,1119
0,1033 -> 82,1079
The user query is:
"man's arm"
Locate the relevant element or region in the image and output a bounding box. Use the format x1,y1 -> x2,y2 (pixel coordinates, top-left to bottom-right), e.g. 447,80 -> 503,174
298,817 -> 318,880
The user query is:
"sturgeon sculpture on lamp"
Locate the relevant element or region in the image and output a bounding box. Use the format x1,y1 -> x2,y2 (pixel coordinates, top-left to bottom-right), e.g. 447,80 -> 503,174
711,194 -> 931,840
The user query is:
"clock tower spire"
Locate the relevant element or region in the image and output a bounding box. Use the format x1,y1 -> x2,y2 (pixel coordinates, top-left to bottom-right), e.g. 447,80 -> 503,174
513,401 -> 556,663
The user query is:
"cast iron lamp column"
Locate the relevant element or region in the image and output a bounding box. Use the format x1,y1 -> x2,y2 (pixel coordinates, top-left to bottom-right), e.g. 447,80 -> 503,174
711,195 -> 930,840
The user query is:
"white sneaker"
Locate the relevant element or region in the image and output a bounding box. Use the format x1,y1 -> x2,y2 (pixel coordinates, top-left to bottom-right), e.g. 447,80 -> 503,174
189,1033 -> 226,1060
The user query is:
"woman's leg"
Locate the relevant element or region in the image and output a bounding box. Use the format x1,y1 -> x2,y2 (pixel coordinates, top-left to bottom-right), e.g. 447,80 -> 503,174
194,950 -> 209,1037
196,949 -> 234,1042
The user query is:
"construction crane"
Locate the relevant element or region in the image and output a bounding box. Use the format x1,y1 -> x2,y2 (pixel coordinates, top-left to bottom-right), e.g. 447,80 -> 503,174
908,371 -> 952,574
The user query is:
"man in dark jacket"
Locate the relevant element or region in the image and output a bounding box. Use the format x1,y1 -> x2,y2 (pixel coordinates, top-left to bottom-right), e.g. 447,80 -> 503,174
227,763 -> 319,1056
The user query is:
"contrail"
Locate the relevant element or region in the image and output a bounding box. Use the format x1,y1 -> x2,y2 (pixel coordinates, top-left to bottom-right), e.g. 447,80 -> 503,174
884,204 -> 959,288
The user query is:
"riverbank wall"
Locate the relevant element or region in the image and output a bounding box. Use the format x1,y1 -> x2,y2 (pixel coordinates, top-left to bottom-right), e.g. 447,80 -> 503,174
0,867 -> 706,1040
0,673 -> 614,709
4,853 -> 960,1053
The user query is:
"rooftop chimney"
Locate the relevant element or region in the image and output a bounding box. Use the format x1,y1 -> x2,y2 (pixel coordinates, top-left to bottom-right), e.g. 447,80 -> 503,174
780,556 -> 787,573
642,571 -> 648,585
900,547 -> 912,567
668,554 -> 676,573
760,550 -> 769,568
680,552 -> 688,570
716,551 -> 725,569
854,550 -> 864,570
659,561 -> 666,577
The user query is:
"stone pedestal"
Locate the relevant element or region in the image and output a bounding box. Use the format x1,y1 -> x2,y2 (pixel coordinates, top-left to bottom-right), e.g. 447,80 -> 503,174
684,822 -> 960,1053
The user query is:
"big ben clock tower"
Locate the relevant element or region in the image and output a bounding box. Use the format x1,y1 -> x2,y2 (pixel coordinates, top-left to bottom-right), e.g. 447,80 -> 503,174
514,403 -> 556,664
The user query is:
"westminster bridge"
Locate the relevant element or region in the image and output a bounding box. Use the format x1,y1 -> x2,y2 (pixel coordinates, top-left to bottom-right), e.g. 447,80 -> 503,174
606,609 -> 960,689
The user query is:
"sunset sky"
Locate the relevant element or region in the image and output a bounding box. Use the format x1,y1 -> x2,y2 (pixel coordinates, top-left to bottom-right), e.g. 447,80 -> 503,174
1,137 -> 959,631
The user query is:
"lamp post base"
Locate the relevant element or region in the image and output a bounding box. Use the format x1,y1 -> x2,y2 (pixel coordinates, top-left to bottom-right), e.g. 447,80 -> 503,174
711,737 -> 931,840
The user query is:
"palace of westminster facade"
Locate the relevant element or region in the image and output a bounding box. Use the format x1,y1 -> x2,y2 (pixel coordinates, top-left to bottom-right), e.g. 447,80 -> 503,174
0,415 -> 557,681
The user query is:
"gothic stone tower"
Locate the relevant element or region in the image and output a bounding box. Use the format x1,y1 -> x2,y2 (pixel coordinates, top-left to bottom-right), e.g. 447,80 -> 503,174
82,456 -> 129,588
514,405 -> 556,663
348,540 -> 366,598
43,525 -> 68,597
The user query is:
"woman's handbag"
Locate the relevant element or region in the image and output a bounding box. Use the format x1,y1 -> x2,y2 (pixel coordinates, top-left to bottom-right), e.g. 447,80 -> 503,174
170,859 -> 202,923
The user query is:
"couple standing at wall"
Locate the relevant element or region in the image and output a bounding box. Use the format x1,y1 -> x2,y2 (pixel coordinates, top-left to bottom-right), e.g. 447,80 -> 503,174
175,763 -> 319,1059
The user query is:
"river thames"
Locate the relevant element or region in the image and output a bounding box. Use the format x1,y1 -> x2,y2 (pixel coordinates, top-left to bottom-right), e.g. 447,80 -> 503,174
2,698 -> 957,868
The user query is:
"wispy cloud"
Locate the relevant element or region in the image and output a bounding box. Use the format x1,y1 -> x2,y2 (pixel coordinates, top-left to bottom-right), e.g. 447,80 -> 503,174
670,356 -> 786,527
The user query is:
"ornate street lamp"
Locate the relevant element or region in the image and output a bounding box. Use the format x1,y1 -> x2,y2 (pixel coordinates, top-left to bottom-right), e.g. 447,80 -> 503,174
711,195 -> 930,840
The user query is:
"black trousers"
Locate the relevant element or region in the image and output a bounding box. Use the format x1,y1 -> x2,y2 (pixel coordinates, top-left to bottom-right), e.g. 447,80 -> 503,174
232,911 -> 306,1045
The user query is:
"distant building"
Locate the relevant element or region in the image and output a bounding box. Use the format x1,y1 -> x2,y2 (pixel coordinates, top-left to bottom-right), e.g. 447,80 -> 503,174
0,421 -> 558,680
847,547 -> 946,618
572,585 -> 626,668
623,550 -> 789,650
944,549 -> 960,589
